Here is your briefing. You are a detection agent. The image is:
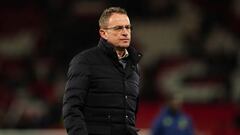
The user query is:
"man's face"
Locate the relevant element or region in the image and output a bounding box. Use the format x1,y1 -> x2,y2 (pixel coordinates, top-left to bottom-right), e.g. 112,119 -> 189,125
169,98 -> 182,112
100,13 -> 131,49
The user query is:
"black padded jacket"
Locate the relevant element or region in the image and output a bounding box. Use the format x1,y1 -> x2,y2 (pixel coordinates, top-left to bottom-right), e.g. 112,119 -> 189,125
63,38 -> 142,135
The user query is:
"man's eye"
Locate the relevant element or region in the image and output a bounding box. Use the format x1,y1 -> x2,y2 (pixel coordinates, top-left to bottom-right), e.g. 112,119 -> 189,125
125,26 -> 131,29
114,26 -> 123,30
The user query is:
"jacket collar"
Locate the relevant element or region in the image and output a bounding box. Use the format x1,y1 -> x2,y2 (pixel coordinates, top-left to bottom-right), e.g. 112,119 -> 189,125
98,38 -> 142,65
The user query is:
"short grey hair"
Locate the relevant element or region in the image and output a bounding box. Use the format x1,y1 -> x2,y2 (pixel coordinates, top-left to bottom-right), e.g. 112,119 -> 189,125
99,7 -> 127,28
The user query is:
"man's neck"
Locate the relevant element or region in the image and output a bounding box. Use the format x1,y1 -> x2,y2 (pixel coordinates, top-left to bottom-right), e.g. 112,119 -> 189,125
115,47 -> 126,59
116,50 -> 125,59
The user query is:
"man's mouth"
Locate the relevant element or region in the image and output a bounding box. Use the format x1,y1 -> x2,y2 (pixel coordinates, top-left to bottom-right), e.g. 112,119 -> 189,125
120,39 -> 129,41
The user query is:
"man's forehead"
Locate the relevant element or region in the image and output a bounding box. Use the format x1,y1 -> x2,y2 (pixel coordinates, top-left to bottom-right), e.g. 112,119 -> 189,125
108,13 -> 130,25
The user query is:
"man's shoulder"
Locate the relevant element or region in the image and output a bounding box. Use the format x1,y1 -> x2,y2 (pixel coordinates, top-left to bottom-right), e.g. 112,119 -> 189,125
74,46 -> 99,58
70,46 -> 100,64
181,113 -> 192,121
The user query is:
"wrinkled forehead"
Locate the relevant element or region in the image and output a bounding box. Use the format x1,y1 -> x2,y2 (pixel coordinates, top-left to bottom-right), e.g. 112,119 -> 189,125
107,13 -> 130,26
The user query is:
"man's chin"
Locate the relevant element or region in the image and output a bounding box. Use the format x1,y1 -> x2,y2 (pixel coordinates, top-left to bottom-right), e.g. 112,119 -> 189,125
119,43 -> 130,48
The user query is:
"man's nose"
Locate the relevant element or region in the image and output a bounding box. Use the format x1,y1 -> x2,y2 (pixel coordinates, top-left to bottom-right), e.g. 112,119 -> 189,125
122,32 -> 128,37
121,29 -> 129,36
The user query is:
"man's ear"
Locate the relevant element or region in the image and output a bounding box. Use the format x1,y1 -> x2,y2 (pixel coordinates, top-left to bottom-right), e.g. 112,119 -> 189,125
99,29 -> 108,40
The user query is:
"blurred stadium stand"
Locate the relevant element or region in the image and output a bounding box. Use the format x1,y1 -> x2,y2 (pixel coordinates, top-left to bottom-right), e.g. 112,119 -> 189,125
0,0 -> 240,135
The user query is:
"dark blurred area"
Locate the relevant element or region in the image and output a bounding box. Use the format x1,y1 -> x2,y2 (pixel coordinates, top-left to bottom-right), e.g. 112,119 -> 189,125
0,0 -> 240,134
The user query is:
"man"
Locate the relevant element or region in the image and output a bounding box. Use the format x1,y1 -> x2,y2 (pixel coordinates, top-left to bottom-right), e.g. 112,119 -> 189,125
151,94 -> 194,135
63,7 -> 142,135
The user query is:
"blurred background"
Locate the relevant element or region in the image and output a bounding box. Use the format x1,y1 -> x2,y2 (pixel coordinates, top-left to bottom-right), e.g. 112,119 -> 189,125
0,0 -> 240,135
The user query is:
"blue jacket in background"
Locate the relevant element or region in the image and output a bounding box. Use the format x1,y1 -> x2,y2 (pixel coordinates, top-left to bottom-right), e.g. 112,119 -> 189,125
151,107 -> 194,135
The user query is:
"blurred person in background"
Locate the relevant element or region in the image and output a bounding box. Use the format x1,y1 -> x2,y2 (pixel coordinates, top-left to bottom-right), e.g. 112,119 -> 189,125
62,7 -> 142,135
151,94 -> 194,135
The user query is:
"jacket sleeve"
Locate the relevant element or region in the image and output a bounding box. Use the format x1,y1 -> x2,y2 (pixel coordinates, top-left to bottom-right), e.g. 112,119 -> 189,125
186,118 -> 194,135
62,57 -> 90,135
135,64 -> 142,115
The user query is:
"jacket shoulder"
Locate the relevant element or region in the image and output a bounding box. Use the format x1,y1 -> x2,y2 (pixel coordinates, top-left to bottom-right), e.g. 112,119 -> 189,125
70,46 -> 99,64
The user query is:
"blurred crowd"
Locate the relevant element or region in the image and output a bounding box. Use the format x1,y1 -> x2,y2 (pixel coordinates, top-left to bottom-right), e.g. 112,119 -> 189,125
0,0 -> 239,133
